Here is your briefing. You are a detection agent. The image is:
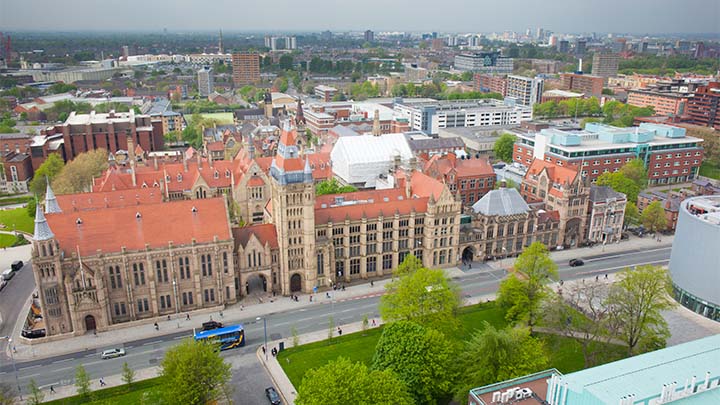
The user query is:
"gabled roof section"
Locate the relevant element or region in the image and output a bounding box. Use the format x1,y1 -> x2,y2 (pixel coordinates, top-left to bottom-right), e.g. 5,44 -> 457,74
526,159 -> 579,186
232,224 -> 278,249
409,170 -> 446,201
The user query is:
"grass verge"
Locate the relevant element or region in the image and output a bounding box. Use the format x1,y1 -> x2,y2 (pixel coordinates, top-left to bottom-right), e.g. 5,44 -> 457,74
0,207 -> 34,234
43,376 -> 165,405
699,161 -> 720,180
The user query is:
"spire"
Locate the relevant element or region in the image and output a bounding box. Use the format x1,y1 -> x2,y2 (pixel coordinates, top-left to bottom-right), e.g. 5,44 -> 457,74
295,98 -> 306,126
45,178 -> 62,214
372,109 -> 381,136
33,200 -> 55,241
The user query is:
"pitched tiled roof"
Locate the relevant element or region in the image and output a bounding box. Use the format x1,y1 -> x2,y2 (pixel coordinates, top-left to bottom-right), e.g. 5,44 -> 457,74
409,170 -> 445,200
247,176 -> 265,187
56,188 -> 163,212
589,185 -> 626,202
315,195 -> 429,224
537,209 -> 560,223
207,141 -> 225,152
232,224 -> 278,249
472,188 -> 530,216
46,198 -> 231,256
526,159 -> 579,186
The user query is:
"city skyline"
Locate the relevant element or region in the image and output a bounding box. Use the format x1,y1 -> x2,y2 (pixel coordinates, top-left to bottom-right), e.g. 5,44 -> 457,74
2,0 -> 718,34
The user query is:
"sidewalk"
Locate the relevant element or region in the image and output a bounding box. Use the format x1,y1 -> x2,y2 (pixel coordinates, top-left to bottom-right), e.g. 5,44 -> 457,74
10,234 -> 673,362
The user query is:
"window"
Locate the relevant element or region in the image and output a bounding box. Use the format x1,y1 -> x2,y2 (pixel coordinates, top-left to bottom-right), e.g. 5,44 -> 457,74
317,253 -> 324,275
179,257 -> 190,279
349,245 -> 361,257
133,263 -> 146,286
137,298 -> 149,313
367,223 -> 377,231
108,265 -> 122,289
201,254 -> 212,276
383,221 -> 393,229
222,252 -> 229,273
204,289 -> 215,303
367,257 -> 377,272
335,246 -> 344,259
114,302 -> 127,316
182,292 -> 194,306
383,254 -> 393,270
155,260 -> 168,283
383,241 -> 393,252
350,235 -> 360,244
350,258 -> 361,275
45,287 -> 59,304
367,243 -> 377,254
350,225 -> 360,234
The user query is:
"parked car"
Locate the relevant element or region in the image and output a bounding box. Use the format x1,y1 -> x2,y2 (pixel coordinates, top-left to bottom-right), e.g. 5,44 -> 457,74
621,232 -> 630,240
202,320 -> 223,331
265,387 -> 281,405
0,279 -> 7,291
569,259 -> 585,267
1,269 -> 14,281
11,260 -> 23,271
101,348 -> 126,359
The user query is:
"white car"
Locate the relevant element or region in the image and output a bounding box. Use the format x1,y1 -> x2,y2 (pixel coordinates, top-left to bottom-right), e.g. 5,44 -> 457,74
101,348 -> 126,359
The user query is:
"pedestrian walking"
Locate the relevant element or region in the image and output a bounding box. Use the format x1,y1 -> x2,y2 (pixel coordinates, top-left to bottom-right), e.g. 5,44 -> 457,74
337,327 -> 342,336
186,313 -> 190,321
167,315 -> 171,321
370,280 -> 374,287
595,275 -> 599,281
309,295 -> 313,302
220,311 -> 224,318
605,273 -> 608,279
371,319 -> 376,327
50,385 -> 55,394
326,292 -> 330,299
154,322 -> 159,330
262,346 -> 266,354
99,378 -> 106,387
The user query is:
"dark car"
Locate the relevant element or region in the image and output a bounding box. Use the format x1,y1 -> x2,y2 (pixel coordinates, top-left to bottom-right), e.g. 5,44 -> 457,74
569,259 -> 585,267
265,387 -> 281,405
11,261 -> 23,272
201,320 -> 223,331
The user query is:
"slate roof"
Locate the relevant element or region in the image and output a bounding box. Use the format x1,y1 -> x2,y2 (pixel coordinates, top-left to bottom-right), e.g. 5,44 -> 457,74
589,185 -> 626,202
472,188 -> 530,216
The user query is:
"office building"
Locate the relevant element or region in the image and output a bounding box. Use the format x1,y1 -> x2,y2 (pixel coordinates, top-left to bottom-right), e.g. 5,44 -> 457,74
314,85 -> 337,102
506,75 -> 544,107
512,122 -> 704,185
686,82 -> 720,130
575,39 -> 586,55
364,30 -> 374,42
670,195 -> 720,322
394,99 -> 532,135
232,52 -> 260,86
560,73 -> 604,97
474,74 -> 507,95
469,334 -> 720,405
627,88 -> 690,116
454,52 -> 513,74
556,40 -> 569,53
591,52 -> 620,79
197,66 -> 214,98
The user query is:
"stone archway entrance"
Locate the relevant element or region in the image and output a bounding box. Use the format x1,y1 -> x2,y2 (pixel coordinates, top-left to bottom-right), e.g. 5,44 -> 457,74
84,315 -> 96,332
290,273 -> 302,292
461,246 -> 474,263
245,273 -> 268,295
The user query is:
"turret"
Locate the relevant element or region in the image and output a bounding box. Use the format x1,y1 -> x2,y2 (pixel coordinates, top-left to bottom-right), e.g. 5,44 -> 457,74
33,200 -> 55,241
45,179 -> 62,214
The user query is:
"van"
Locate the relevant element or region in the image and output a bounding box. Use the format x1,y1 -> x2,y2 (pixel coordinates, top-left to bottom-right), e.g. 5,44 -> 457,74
1,269 -> 14,281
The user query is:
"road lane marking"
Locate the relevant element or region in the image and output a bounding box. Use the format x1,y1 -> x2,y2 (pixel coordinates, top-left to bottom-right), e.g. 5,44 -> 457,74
173,335 -> 186,340
19,365 -> 41,370
52,358 -> 73,364
143,340 -> 164,346
584,247 -> 671,262
577,259 -> 668,275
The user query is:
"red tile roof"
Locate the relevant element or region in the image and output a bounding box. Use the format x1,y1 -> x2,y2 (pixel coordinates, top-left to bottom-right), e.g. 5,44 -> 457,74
455,158 -> 494,177
408,170 -> 445,200
526,159 -> 579,186
315,196 -> 429,224
247,176 -> 265,187
315,188 -> 407,209
46,198 -> 231,256
279,126 -> 297,147
207,141 -> 225,152
55,188 -> 163,212
232,224 -> 278,249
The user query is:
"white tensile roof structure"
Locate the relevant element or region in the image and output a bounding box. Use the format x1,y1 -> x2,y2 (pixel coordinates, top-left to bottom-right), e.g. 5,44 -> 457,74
330,133 -> 413,187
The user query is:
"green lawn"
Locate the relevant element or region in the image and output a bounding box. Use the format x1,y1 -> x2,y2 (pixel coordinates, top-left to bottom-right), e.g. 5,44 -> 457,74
194,112 -> 234,125
43,377 -> 166,405
700,161 -> 720,180
279,302 -> 626,390
0,233 -> 17,248
0,207 -> 34,234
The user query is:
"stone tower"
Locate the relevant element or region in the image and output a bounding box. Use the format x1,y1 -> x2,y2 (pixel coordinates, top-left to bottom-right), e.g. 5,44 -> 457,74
269,121 -> 317,295
372,109 -> 381,136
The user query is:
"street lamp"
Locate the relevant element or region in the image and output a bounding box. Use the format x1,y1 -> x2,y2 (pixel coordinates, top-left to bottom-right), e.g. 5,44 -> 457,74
256,317 -> 268,360
1,336 -> 21,400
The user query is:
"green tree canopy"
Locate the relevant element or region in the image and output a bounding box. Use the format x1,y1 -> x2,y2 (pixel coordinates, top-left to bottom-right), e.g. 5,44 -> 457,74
315,178 -> 357,195
498,242 -> 557,328
454,323 -> 548,403
624,201 -> 639,227
379,255 -> 462,331
620,159 -> 648,190
606,265 -> 675,355
641,200 -> 668,233
74,364 -> 91,398
160,339 -> 232,405
296,357 -> 414,405
52,149 -> 109,194
596,172 -> 641,203
493,133 -> 516,162
372,321 -> 457,404
29,153 -> 65,197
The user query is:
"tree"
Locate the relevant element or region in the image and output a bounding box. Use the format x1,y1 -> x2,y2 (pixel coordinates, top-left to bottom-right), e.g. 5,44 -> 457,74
641,201 -> 668,234
29,153 -> 64,197
291,326 -> 300,348
52,149 -> 109,194
327,316 -> 334,341
606,265 -> 675,355
296,357 -> 414,405
620,159 -> 648,190
361,314 -> 369,335
161,339 -> 232,405
122,362 -> 135,386
454,323 -> 548,403
372,321 -> 457,404
379,255 -> 462,331
0,382 -> 16,405
75,364 -> 91,398
497,242 -> 557,329
493,133 -> 516,162
315,178 -> 357,195
624,201 -> 639,227
596,171 -> 641,203
279,54 -> 294,70
26,198 -> 36,218
27,379 -> 44,405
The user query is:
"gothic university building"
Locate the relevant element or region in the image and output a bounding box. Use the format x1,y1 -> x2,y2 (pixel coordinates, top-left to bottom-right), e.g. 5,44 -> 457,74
31,124 -> 464,337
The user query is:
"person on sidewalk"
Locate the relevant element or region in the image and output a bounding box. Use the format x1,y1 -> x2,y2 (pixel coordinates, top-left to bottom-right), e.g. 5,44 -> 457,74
99,378 -> 106,387
337,327 -> 342,336
370,280 -> 374,287
154,322 -> 159,331
186,313 -> 190,321
50,385 -> 55,394
371,319 -> 376,327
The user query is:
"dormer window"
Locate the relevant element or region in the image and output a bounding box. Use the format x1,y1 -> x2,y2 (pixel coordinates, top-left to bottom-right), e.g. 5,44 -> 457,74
166,175 -> 170,182
141,182 -> 148,188
76,218 -> 83,225
191,206 -> 198,213
177,173 -> 183,182
136,212 -> 142,219
225,170 -> 231,178
214,170 -> 219,179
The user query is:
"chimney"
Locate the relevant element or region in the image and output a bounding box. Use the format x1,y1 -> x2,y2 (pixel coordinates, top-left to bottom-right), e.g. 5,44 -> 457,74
182,153 -> 188,172
153,157 -> 159,170
405,171 -> 411,198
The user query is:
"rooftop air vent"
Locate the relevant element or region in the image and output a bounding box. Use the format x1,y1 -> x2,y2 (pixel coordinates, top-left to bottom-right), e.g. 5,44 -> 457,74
135,212 -> 142,219
191,206 -> 198,213
76,218 -> 83,225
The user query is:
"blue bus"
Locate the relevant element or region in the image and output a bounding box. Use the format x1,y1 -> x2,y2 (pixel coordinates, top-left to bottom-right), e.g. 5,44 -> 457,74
193,324 -> 245,350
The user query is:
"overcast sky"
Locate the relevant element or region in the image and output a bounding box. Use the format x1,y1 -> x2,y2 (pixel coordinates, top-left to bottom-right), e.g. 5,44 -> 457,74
1,0 -> 718,34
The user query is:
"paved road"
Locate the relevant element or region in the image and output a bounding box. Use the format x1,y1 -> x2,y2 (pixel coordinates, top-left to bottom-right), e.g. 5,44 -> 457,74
0,260 -> 35,353
0,246 -> 671,398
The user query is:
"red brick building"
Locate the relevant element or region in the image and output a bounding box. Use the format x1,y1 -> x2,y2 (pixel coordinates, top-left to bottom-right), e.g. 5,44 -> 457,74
560,73 -> 604,97
41,110 -> 164,166
423,153 -> 495,206
474,74 -> 507,95
0,151 -> 33,193
686,82 -> 720,130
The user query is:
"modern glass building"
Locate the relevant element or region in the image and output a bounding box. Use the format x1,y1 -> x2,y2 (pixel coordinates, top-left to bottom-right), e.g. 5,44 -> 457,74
669,195 -> 720,322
